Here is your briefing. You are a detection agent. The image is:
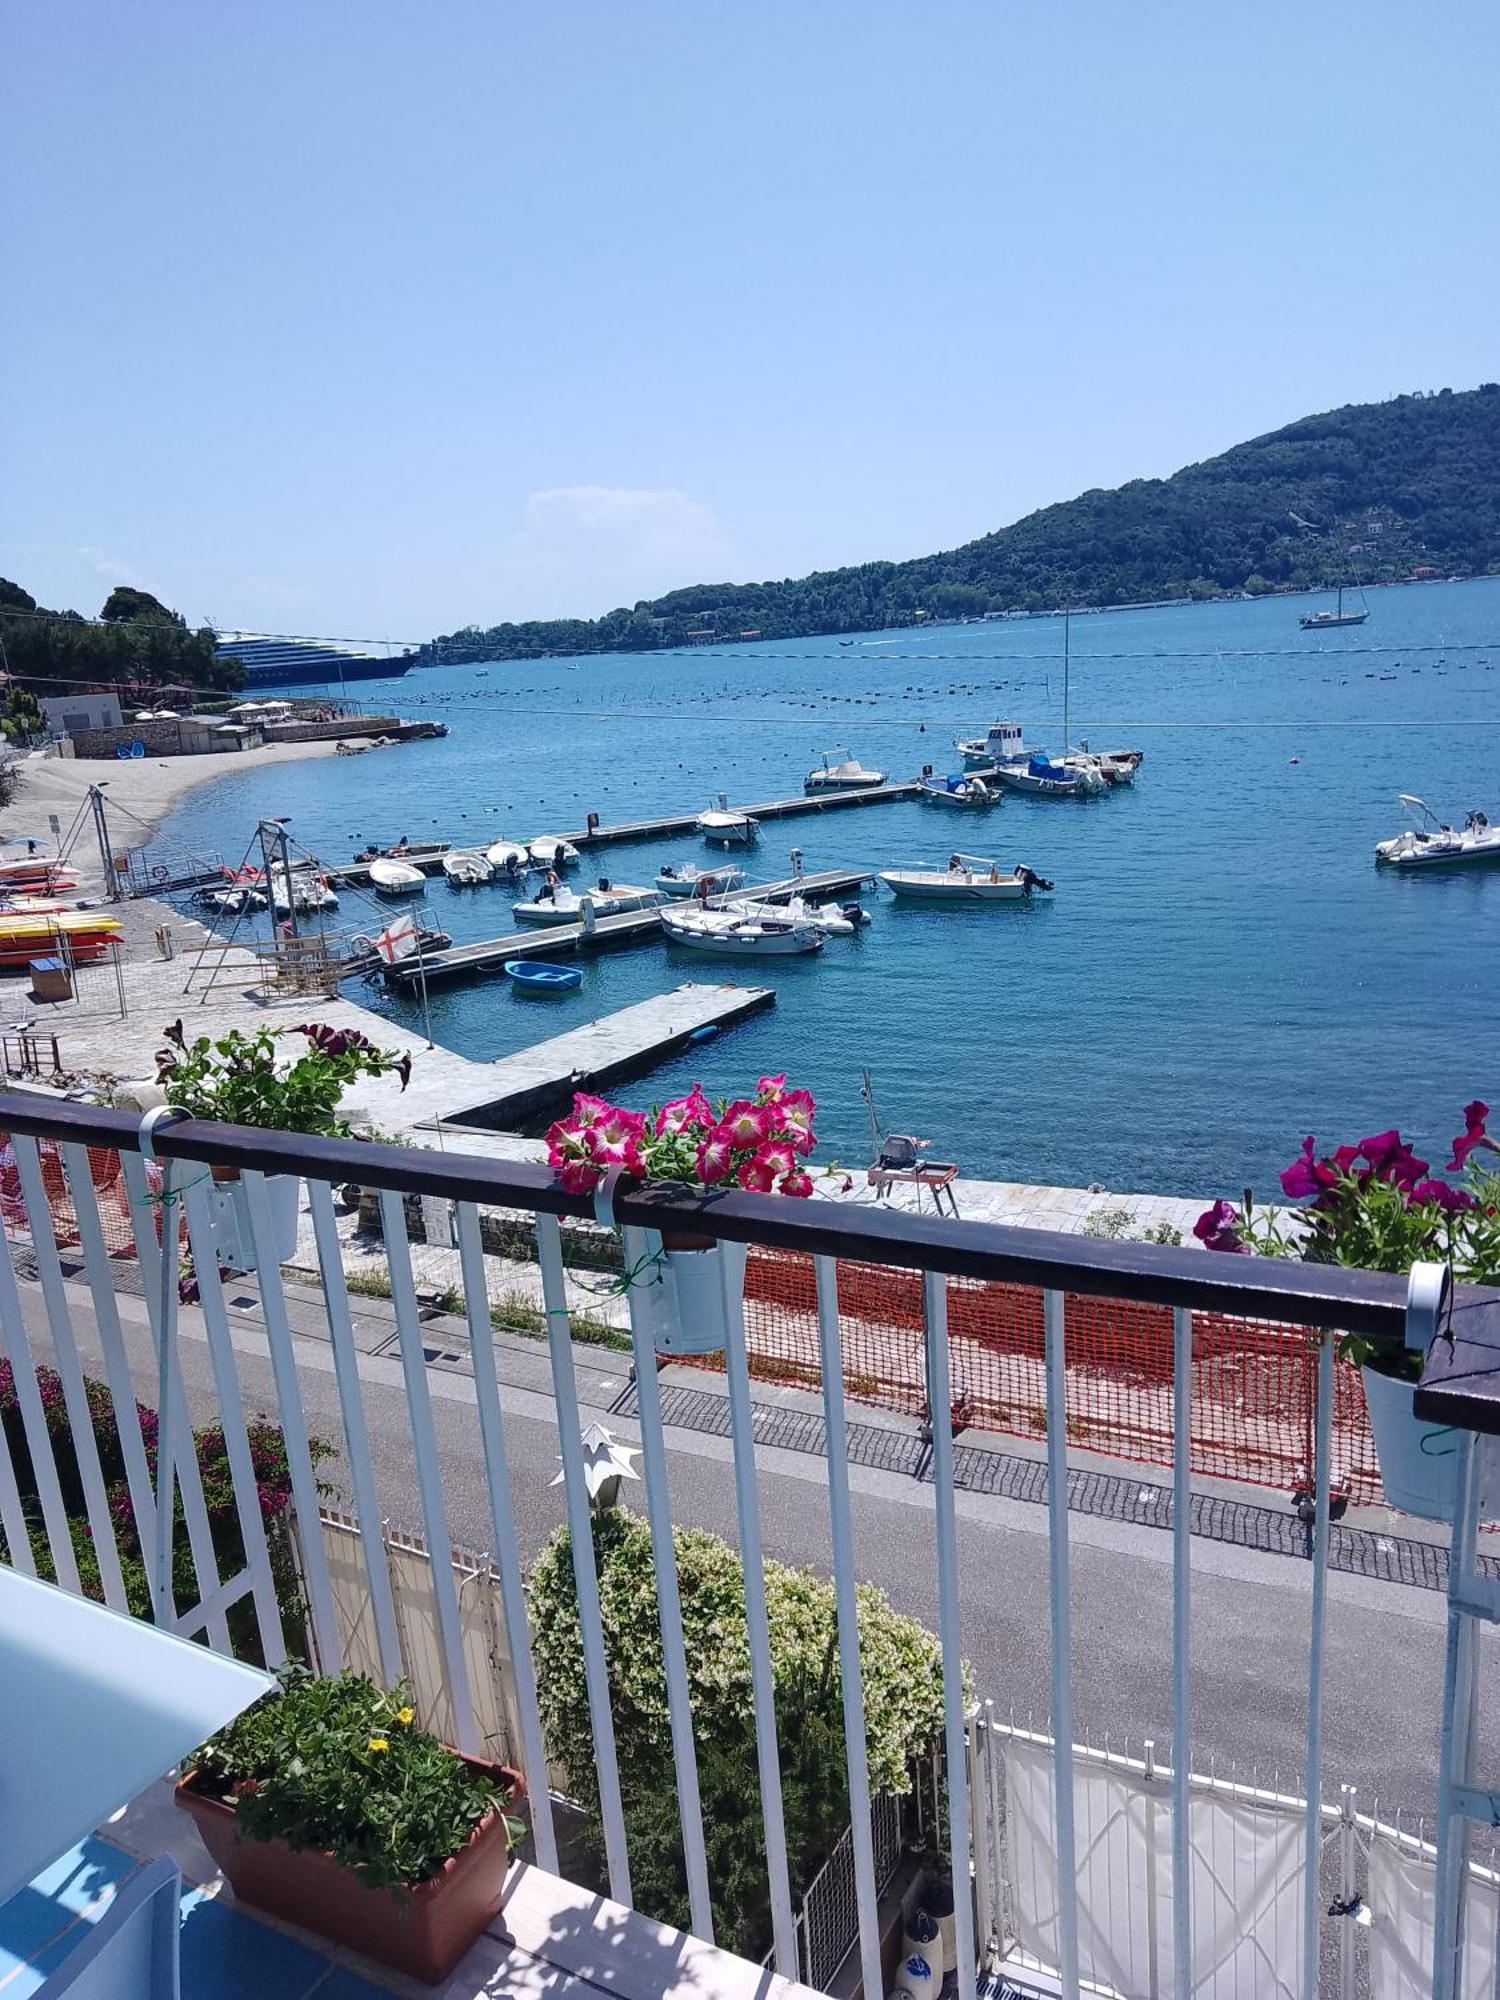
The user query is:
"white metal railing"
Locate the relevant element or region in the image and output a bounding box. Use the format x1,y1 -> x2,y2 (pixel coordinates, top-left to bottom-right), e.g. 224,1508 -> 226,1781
0,1092 -> 1496,1997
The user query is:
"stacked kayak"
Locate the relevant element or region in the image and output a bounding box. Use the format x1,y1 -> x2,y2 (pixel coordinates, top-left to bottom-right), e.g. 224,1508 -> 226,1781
0,910 -> 123,965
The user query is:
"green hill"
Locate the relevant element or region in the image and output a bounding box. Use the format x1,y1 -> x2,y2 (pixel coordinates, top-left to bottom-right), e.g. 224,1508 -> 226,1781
0,581 -> 242,694
427,384 -> 1500,661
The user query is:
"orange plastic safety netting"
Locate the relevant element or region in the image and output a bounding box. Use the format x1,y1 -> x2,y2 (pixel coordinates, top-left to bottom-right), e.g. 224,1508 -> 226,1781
714,1248 -> 1384,1503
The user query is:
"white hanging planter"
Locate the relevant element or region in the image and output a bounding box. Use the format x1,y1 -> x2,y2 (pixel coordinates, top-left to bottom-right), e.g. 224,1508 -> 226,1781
207,1170 -> 302,1274
1361,1362 -> 1461,1522
650,1235 -> 749,1357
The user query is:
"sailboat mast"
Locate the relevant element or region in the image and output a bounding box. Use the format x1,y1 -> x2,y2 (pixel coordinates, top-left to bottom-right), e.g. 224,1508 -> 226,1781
1062,608 -> 1070,749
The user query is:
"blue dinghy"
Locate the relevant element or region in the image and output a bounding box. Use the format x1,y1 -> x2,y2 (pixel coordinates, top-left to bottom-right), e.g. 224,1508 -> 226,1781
504,959 -> 582,993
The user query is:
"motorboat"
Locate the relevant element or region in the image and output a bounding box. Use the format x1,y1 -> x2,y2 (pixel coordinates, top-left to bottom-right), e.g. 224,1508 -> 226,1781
880,854 -> 1054,902
918,772 -> 996,808
527,838 -> 581,869
1063,743 -> 1142,786
1375,798 -> 1500,869
442,849 -> 494,886
696,798 -> 758,846
804,748 -> 888,791
271,869 -> 339,915
209,886 -> 268,914
0,910 -> 124,965
486,841 -> 530,873
955,720 -> 1037,770
512,881 -> 662,925
368,857 -> 426,895
504,959 -> 583,993
993,755 -> 1106,799
727,893 -> 866,935
655,861 -> 746,899
660,904 -> 823,956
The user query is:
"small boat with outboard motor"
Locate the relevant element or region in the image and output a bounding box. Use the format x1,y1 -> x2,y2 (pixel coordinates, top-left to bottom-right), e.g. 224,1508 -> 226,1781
659,904 -> 823,956
527,837 -> 581,869
993,754 -> 1106,799
880,853 -> 1054,902
696,797 -> 758,846
442,849 -> 494,886
919,771 -> 996,808
1062,743 -> 1142,786
486,841 -> 530,873
504,959 -> 583,993
804,748 -> 888,791
512,880 -> 662,924
368,856 -> 426,895
1375,797 -> 1500,869
655,860 -> 746,898
725,892 -> 869,935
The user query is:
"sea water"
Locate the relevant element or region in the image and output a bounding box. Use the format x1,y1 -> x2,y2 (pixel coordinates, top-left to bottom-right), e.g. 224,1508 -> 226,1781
157,579 -> 1500,1200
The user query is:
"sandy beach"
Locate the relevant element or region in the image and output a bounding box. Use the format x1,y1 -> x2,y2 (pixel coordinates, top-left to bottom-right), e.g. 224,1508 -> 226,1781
3,738 -> 345,892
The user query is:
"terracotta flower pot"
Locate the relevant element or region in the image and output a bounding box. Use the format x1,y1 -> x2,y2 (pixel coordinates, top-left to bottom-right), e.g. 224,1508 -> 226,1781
175,1754 -> 526,1984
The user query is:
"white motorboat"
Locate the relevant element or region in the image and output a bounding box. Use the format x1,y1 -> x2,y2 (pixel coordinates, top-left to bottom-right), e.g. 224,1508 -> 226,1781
209,885 -> 267,914
527,837 -> 581,869
727,893 -> 863,935
655,861 -> 746,898
955,720 -> 1037,770
918,772 -> 997,808
804,748 -> 888,791
512,881 -> 662,925
993,755 -> 1106,799
696,797 -> 758,845
660,904 -> 823,956
1375,797 -> 1500,869
1064,743 -> 1142,786
486,840 -> 530,873
442,849 -> 494,885
880,854 -> 1053,902
368,857 -> 426,895
271,869 -> 339,915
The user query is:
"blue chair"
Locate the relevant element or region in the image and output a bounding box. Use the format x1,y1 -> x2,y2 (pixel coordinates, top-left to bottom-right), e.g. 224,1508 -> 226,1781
33,1858 -> 181,1998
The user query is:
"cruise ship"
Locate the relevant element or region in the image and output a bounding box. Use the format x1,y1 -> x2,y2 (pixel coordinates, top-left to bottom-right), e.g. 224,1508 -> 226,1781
214,633 -> 416,690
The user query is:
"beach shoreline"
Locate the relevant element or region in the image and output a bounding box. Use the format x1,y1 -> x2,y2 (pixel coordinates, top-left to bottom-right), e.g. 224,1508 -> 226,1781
4,738 -> 346,891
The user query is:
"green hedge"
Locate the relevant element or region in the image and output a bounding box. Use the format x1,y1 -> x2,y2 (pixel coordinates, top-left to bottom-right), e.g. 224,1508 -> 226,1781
527,1506 -> 953,1958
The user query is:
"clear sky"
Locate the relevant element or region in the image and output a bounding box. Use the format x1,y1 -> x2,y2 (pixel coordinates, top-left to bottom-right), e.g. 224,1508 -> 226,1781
4,1 -> 1497,641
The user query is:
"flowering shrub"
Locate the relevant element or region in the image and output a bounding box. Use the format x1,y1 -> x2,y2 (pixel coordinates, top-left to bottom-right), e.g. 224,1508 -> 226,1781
546,1074 -> 819,1198
155,1019 -> 412,1138
185,1665 -> 521,1889
1194,1103 -> 1500,1373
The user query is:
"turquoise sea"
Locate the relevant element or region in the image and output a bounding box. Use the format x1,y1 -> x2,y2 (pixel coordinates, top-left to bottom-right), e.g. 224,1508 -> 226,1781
158,580 -> 1500,1201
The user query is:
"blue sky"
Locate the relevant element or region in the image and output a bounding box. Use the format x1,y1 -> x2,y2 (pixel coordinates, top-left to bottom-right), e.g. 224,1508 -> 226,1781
4,1 -> 1497,639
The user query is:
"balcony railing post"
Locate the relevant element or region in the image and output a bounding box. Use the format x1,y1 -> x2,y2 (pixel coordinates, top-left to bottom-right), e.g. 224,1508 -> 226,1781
1301,1327 -> 1334,2000
0,1208 -> 77,1587
925,1269 -> 978,2000
1171,1305 -> 1193,1991
618,1221 -> 714,1943
1432,1428 -> 1482,2000
535,1211 -> 632,1907
454,1200 -> 558,1873
1043,1285 -> 1080,1999
814,1253 -> 884,2000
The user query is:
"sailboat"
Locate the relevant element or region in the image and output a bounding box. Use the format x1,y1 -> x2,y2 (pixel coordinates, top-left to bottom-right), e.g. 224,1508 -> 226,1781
993,611 -> 1108,798
1299,586 -> 1368,631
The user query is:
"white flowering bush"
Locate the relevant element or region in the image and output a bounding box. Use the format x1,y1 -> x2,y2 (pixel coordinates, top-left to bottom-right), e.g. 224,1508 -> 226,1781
527,1507 -> 954,1956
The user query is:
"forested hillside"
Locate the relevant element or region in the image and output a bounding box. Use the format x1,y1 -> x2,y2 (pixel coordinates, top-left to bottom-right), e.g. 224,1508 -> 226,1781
427,386 -> 1500,661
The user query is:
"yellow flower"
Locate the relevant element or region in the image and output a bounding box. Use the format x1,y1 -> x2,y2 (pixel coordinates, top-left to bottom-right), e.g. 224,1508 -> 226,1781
367,1736 -> 389,1753
395,1707 -> 415,1726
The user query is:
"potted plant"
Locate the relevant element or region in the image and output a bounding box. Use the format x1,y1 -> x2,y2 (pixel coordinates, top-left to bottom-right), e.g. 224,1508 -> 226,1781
154,1020 -> 412,1270
1194,1102 -> 1500,1521
545,1076 -> 820,1354
176,1664 -> 525,1983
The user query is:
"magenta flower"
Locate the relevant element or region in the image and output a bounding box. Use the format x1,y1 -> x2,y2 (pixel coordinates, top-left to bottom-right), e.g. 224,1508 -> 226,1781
719,1101 -> 775,1149
1448,1100 -> 1495,1173
570,1092 -> 614,1130
1193,1199 -> 1248,1254
756,1073 -> 788,1102
1280,1136 -> 1324,1200
1411,1177 -> 1478,1213
696,1135 -> 734,1184
593,1106 -> 648,1153
757,1141 -> 798,1182
656,1086 -> 714,1137
1357,1129 -> 1427,1191
737,1155 -> 778,1193
555,1157 -> 603,1195
779,1167 -> 814,1198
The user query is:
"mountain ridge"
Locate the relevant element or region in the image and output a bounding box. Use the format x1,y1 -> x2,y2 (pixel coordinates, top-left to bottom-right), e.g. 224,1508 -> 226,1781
428,385 -> 1500,661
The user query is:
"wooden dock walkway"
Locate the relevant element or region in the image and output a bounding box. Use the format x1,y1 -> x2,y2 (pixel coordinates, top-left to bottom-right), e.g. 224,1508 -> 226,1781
328,783 -> 917,886
385,866 -> 873,988
456,981 -> 774,1128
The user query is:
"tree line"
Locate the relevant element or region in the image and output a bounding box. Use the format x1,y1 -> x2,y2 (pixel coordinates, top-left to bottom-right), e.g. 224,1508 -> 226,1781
0,580 -> 243,693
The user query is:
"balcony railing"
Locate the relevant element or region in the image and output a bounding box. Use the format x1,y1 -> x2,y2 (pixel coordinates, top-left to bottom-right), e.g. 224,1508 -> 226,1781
1,1086 -> 1499,1998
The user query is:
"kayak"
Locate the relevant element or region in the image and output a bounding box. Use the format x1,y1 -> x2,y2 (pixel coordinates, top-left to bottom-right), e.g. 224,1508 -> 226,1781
504,959 -> 582,993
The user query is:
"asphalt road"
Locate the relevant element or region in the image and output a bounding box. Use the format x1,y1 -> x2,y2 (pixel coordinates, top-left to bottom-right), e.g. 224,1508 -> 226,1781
19,1267 -> 1491,1838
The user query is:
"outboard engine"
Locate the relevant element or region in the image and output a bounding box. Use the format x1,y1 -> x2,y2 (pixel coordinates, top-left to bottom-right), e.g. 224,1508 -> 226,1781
1017,865 -> 1055,895
840,901 -> 871,927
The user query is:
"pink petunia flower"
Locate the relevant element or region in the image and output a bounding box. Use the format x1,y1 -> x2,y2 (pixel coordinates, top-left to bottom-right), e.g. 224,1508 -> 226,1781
719,1101 -> 775,1149
1411,1177 -> 1479,1213
1357,1130 -> 1427,1191
1448,1100 -> 1495,1173
570,1092 -> 614,1129
1193,1199 -> 1248,1254
779,1168 -> 814,1197
555,1157 -> 604,1195
737,1155 -> 778,1193
696,1135 -> 735,1184
656,1085 -> 714,1137
757,1141 -> 798,1181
